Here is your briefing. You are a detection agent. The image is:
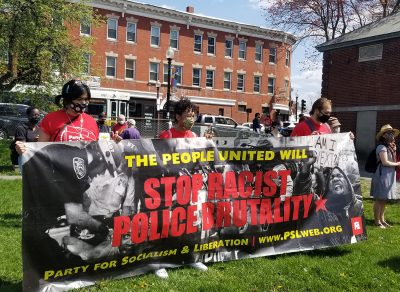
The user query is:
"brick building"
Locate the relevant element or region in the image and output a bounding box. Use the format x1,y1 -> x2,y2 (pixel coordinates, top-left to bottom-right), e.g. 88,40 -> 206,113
75,0 -> 296,123
316,12 -> 400,158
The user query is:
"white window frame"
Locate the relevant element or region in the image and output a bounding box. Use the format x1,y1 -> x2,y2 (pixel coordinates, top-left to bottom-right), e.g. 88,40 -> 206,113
80,22 -> 91,36
268,77 -> 275,95
106,56 -> 117,77
192,68 -> 201,87
239,41 -> 246,60
125,59 -> 135,80
225,39 -> 233,58
151,26 -> 160,47
237,74 -> 245,91
170,29 -> 179,49
149,62 -> 159,82
107,18 -> 117,40
206,70 -> 214,88
208,36 -> 216,55
286,49 -> 291,66
126,22 -> 137,43
269,48 -> 276,63
253,76 -> 261,93
255,43 -> 263,62
224,72 -> 231,90
194,34 -> 202,53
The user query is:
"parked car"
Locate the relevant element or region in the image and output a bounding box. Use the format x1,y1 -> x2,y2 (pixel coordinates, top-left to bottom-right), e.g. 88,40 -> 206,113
0,103 -> 45,140
280,122 -> 297,137
194,114 -> 247,137
242,122 -> 265,133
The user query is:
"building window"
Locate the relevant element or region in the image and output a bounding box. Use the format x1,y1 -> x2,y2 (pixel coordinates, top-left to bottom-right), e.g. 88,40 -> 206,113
238,105 -> 246,112
239,41 -> 246,59
225,40 -> 233,57
151,26 -> 160,47
208,37 -> 216,55
149,62 -> 159,81
224,72 -> 231,89
127,22 -> 136,42
194,34 -> 202,53
237,74 -> 245,91
107,19 -> 117,40
359,44 -> 383,62
284,80 -> 290,97
125,59 -> 135,79
254,76 -> 261,93
269,48 -> 276,63
82,53 -> 90,75
206,70 -> 214,88
268,77 -> 275,94
164,64 -> 182,85
106,56 -> 116,77
170,29 -> 179,49
80,22 -> 91,36
192,68 -> 201,87
286,49 -> 290,66
255,44 -> 263,62
219,108 -> 224,116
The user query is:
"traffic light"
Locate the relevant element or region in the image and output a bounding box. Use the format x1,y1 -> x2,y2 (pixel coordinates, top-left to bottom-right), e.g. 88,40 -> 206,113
301,99 -> 306,113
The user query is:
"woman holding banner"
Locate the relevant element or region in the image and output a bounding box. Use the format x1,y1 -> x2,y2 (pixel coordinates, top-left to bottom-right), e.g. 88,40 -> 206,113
157,98 -> 208,278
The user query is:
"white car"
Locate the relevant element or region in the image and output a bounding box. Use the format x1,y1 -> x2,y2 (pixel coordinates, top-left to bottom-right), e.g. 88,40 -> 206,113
242,122 -> 265,133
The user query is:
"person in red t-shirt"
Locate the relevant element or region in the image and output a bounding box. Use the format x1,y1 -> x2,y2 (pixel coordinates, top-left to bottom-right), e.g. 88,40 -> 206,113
16,80 -> 99,150
159,99 -> 198,139
291,97 -> 332,137
112,114 -> 128,136
157,99 -> 208,279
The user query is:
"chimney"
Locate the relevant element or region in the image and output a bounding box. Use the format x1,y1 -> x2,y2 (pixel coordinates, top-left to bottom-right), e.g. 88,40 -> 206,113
186,6 -> 194,13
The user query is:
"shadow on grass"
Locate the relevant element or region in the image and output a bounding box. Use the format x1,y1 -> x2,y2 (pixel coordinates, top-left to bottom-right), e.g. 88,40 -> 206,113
0,213 -> 21,228
302,247 -> 351,258
0,165 -> 15,172
377,256 -> 400,273
0,279 -> 22,292
266,246 -> 351,260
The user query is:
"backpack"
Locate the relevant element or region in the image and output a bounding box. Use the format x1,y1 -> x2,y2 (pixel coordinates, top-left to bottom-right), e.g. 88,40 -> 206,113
365,147 -> 379,173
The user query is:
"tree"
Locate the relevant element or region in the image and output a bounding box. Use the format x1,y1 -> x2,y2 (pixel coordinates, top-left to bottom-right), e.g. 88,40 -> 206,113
262,0 -> 399,44
0,0 -> 100,97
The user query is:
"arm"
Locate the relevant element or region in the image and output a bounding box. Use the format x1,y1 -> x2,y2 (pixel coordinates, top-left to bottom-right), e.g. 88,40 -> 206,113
14,126 -> 27,142
379,150 -> 400,167
64,202 -> 105,231
38,128 -> 51,142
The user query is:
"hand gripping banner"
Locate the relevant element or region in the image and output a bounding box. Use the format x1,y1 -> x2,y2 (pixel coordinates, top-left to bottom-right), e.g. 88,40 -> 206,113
22,133 -> 366,291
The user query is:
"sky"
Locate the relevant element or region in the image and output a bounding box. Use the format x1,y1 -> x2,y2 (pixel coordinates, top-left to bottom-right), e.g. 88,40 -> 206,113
135,0 -> 323,105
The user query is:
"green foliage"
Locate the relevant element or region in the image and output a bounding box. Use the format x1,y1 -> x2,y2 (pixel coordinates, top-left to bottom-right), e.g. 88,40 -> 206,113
0,0 -> 102,102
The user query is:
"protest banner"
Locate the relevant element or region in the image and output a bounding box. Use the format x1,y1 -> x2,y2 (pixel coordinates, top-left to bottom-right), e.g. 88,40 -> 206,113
22,133 -> 366,291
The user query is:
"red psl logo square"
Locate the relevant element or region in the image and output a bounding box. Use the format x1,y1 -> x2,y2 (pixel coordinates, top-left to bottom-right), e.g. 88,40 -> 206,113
351,217 -> 363,235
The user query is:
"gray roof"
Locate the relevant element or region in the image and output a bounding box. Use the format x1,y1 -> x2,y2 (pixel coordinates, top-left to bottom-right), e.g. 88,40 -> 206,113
316,12 -> 400,52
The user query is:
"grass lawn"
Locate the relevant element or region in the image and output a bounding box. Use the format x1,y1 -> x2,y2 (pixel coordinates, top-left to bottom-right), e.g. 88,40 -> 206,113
0,178 -> 399,291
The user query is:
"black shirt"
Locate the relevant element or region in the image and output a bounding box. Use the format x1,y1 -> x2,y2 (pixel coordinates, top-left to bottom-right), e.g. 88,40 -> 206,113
15,122 -> 39,142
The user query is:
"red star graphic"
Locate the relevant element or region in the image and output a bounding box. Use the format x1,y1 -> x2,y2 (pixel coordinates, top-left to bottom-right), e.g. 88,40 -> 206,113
315,195 -> 327,212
